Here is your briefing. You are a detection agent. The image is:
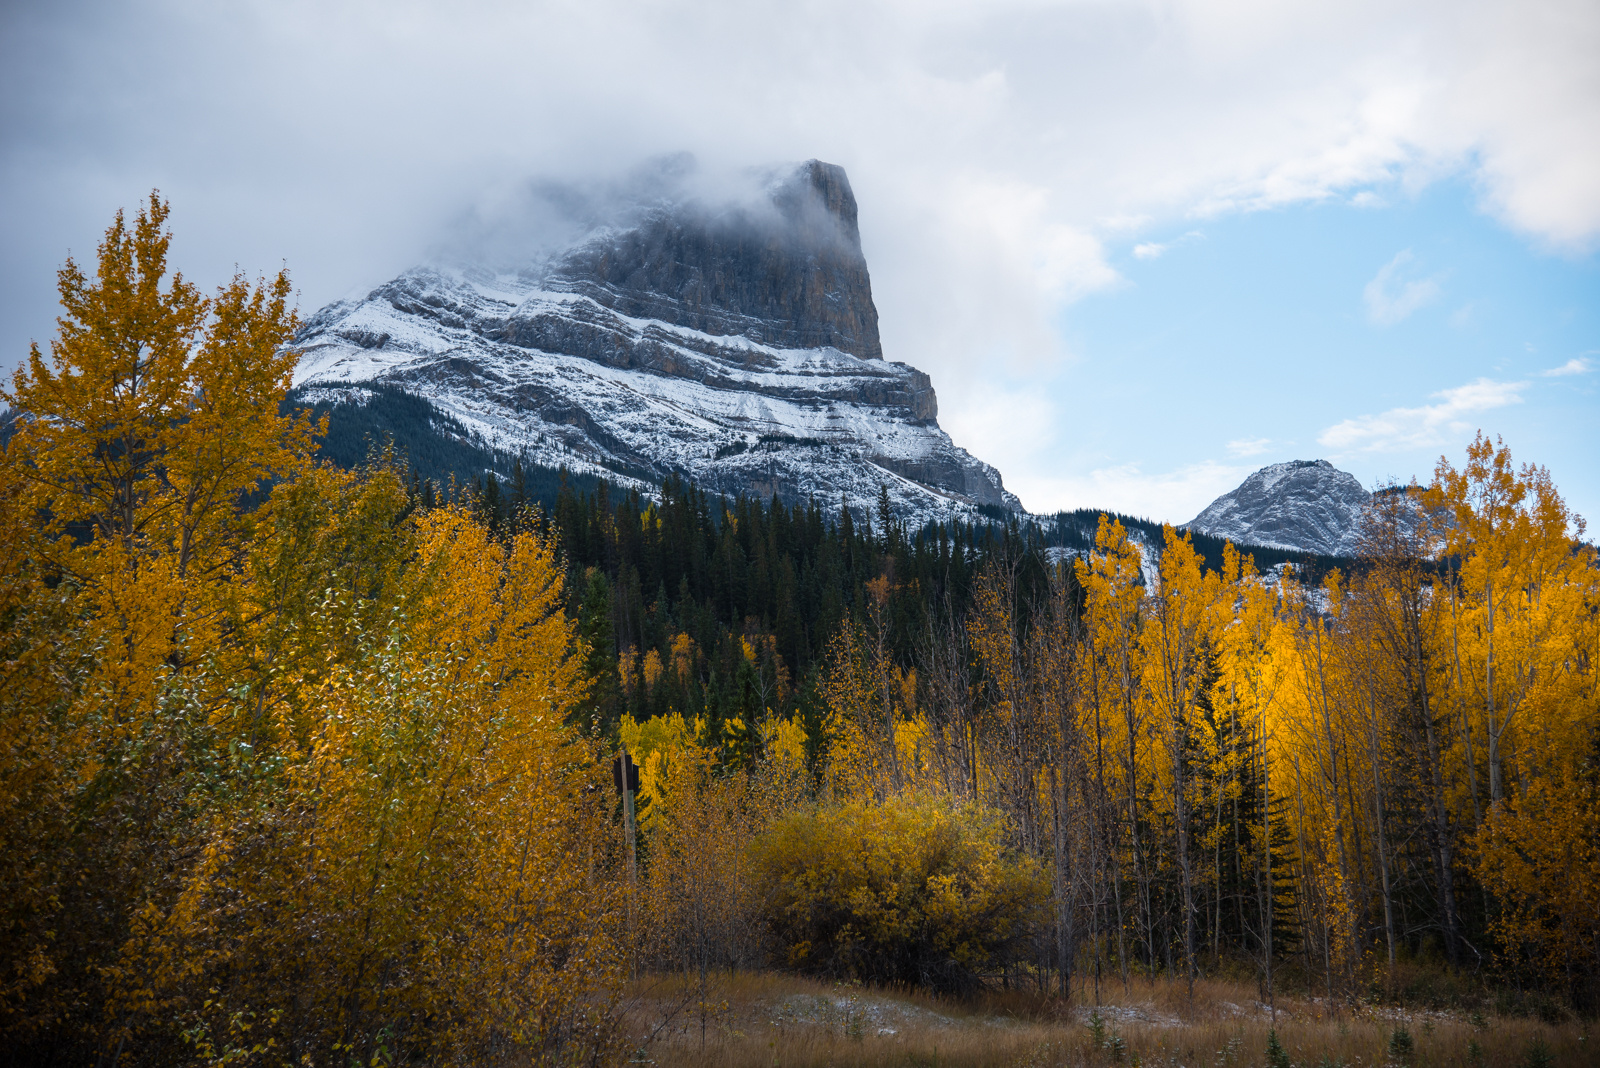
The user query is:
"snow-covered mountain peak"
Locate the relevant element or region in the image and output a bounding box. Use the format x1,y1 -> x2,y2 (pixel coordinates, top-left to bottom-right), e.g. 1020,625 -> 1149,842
292,159 -> 1019,522
1186,459 -> 1370,556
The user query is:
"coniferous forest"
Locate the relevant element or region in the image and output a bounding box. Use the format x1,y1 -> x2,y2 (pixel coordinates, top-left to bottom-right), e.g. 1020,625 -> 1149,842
3,200 -> 1597,1067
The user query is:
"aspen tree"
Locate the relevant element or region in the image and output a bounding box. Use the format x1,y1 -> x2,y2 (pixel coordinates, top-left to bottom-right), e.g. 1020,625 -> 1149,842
865,573 -> 905,791
1434,434 -> 1588,807
1076,517 -> 1148,982
1433,436 -> 1518,807
1141,525 -> 1227,1003
0,195 -> 318,1058
1360,483 -> 1464,966
970,563 -> 1043,854
4,194 -> 316,715
1,201 -> 634,1063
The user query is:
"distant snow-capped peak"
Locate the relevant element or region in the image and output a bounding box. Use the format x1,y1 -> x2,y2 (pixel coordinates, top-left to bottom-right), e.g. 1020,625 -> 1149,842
1186,459 -> 1370,557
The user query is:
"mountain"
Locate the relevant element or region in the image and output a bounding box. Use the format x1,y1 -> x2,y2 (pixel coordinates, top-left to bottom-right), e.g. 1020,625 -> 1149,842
1185,459 -> 1371,557
291,158 -> 1020,521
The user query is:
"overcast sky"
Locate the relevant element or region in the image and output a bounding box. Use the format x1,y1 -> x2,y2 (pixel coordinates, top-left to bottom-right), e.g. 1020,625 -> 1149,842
3,0 -> 1596,525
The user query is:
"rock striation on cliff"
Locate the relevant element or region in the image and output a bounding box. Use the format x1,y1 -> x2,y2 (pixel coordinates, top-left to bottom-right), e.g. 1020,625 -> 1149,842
292,158 -> 1018,520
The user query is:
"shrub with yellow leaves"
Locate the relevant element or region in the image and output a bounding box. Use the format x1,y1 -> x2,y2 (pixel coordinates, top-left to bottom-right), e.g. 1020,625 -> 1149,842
753,794 -> 1048,994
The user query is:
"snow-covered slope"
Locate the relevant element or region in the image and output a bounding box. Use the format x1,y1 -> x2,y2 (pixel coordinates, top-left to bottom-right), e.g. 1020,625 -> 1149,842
1185,460 -> 1370,556
292,159 -> 1020,522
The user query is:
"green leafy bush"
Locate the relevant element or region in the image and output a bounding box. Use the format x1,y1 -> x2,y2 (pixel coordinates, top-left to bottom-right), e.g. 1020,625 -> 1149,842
752,794 -> 1048,993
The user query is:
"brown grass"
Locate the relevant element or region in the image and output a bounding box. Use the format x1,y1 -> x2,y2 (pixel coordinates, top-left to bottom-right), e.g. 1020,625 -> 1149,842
616,970 -> 1593,1067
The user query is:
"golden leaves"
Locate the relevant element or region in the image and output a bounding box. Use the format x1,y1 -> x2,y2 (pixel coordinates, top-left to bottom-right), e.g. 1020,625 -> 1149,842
751,795 -> 1047,994
0,199 -> 626,1064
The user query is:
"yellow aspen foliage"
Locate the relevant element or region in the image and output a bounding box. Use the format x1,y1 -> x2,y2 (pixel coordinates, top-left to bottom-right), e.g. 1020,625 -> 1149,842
968,571 -> 1020,713
0,201 -> 628,1065
1141,525 -> 1229,773
228,459 -> 418,751
818,624 -> 888,798
621,710 -> 698,828
642,647 -> 665,692
10,186 -> 1600,1044
3,194 -> 317,716
1474,747 -> 1600,987
1209,544 -> 1288,753
619,649 -> 639,696
0,195 -> 320,1056
1075,515 -> 1149,808
1074,516 -> 1154,904
160,507 -> 619,1064
1137,526 -> 1229,986
670,631 -> 698,682
0,442 -> 94,1031
640,743 -> 768,975
763,713 -> 811,779
752,794 -> 1048,994
895,711 -> 940,786
1431,433 -> 1596,806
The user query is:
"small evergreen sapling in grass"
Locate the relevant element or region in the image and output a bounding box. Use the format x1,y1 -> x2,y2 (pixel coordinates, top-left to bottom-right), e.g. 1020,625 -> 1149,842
1264,1029 -> 1291,1068
1521,1038 -> 1553,1068
1387,1026 -> 1414,1067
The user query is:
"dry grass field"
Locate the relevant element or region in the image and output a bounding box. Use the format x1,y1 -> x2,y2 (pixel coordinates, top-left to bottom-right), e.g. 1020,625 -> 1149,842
619,972 -> 1591,1067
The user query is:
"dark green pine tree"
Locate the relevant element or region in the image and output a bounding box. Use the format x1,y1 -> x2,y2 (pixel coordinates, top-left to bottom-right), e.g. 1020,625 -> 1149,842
721,653 -> 763,771
482,471 -> 503,536
576,568 -> 620,736
511,456 -> 528,511
876,482 -> 895,552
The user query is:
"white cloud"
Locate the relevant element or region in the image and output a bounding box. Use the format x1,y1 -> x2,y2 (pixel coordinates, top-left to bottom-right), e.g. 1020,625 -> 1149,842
1227,437 -> 1274,457
1542,356 -> 1594,376
2,0 -> 1598,439
1017,460 -> 1249,526
937,379 -> 1059,513
940,379 -> 1247,523
1318,377 -> 1526,453
1441,0 -> 1600,250
1131,230 -> 1203,261
1363,250 -> 1442,325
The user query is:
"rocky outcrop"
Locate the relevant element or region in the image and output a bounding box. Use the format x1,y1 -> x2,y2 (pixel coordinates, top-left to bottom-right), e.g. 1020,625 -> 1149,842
291,159 -> 1017,521
1186,460 -> 1370,556
548,161 -> 883,361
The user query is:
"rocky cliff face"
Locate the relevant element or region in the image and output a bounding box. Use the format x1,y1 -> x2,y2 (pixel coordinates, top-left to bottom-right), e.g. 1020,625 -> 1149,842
1186,460 -> 1370,556
291,159 -> 1017,520
546,160 -> 883,360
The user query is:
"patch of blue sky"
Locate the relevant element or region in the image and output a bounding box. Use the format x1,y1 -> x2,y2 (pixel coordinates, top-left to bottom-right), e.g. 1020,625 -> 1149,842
1052,175 -> 1598,529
